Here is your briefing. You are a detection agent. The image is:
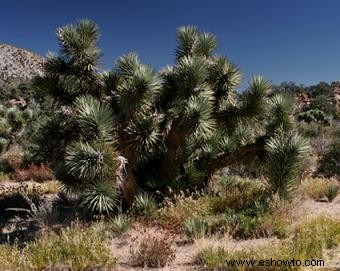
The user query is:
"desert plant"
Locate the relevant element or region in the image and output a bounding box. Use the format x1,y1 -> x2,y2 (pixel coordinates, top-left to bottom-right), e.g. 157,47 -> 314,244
111,214 -> 131,235
13,164 -> 53,182
325,184 -> 339,202
298,109 -> 330,124
293,217 -> 340,258
33,19 -> 307,210
157,195 -> 212,227
24,223 -> 116,270
184,217 -> 208,239
129,234 -> 175,268
81,181 -> 119,215
210,176 -> 267,212
318,139 -> 340,177
265,132 -> 309,199
132,193 -> 157,217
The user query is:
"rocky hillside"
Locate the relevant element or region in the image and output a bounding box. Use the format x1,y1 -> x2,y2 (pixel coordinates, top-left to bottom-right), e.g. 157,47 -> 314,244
0,44 -> 45,89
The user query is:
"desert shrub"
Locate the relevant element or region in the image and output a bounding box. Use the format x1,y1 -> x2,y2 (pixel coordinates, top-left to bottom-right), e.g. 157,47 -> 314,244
234,214 -> 260,239
0,224 -> 116,270
196,217 -> 340,270
13,164 -> 54,182
318,139 -> 340,177
255,196 -> 293,238
265,133 -> 309,199
0,158 -> 11,173
200,213 -> 235,236
309,95 -> 337,117
184,217 -> 208,239
132,193 -> 157,217
0,171 -> 10,182
157,194 -> 212,227
298,109 -> 330,124
0,137 -> 9,154
111,214 -> 131,235
300,178 -> 338,201
325,184 -> 339,202
196,245 -> 295,271
0,244 -> 23,270
5,151 -> 23,171
129,234 -> 175,268
257,215 -> 290,238
195,247 -> 230,270
293,217 -> 340,258
25,223 -> 116,270
296,121 -> 321,138
210,176 -> 267,212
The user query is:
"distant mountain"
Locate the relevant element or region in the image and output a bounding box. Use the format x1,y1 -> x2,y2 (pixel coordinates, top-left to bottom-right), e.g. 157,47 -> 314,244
0,44 -> 45,89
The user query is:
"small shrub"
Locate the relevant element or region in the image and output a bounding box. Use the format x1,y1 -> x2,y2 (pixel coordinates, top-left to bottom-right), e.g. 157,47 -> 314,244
255,196 -> 293,238
293,217 -> 340,258
257,215 -> 290,238
111,214 -> 131,235
0,244 -> 23,270
130,234 -> 175,268
184,217 -> 208,239
300,178 -> 338,201
0,137 -> 9,154
202,213 -> 234,236
196,245 -> 294,271
235,214 -> 260,239
13,164 -> 54,182
210,176 -> 267,212
0,224 -> 116,270
157,194 -> 212,228
318,139 -> 340,177
325,184 -> 339,202
132,193 -> 157,217
5,151 -> 23,171
0,171 -> 10,182
195,247 -> 229,270
196,217 -> 340,270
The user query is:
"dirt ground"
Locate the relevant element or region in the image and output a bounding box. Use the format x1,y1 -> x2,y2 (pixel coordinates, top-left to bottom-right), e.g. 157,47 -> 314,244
110,197 -> 340,270
1,181 -> 340,270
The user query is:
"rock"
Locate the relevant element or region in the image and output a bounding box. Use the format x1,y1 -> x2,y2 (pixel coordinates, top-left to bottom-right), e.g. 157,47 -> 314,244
0,44 -> 45,89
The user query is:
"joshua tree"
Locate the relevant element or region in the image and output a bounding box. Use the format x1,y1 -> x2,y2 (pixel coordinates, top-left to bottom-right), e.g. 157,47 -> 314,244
34,20 -> 308,213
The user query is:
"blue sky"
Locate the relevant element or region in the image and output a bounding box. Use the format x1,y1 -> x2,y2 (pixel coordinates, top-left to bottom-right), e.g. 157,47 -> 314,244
1,0 -> 340,87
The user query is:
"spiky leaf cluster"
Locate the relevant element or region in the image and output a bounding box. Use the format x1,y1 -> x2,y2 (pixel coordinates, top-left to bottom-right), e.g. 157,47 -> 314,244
265,132 -> 309,198
33,20 -> 308,208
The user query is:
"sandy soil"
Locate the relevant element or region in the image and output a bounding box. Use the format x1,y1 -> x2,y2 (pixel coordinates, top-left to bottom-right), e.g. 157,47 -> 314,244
111,196 -> 340,271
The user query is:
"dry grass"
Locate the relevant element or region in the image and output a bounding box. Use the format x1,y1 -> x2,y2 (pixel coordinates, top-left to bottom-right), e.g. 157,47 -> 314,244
0,223 -> 117,270
196,216 -> 340,270
129,233 -> 176,268
299,177 -> 339,201
0,180 -> 61,197
157,195 -> 212,228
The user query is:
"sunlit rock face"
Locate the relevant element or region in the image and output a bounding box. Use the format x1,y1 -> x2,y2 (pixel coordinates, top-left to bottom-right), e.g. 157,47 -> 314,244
0,44 -> 45,88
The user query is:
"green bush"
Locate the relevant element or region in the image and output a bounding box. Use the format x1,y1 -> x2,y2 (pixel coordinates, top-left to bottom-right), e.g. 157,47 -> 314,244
111,214 -> 132,235
210,176 -> 267,212
0,224 -> 116,270
196,217 -> 340,270
318,139 -> 340,177
325,184 -> 339,202
132,193 -> 157,217
184,217 -> 208,239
